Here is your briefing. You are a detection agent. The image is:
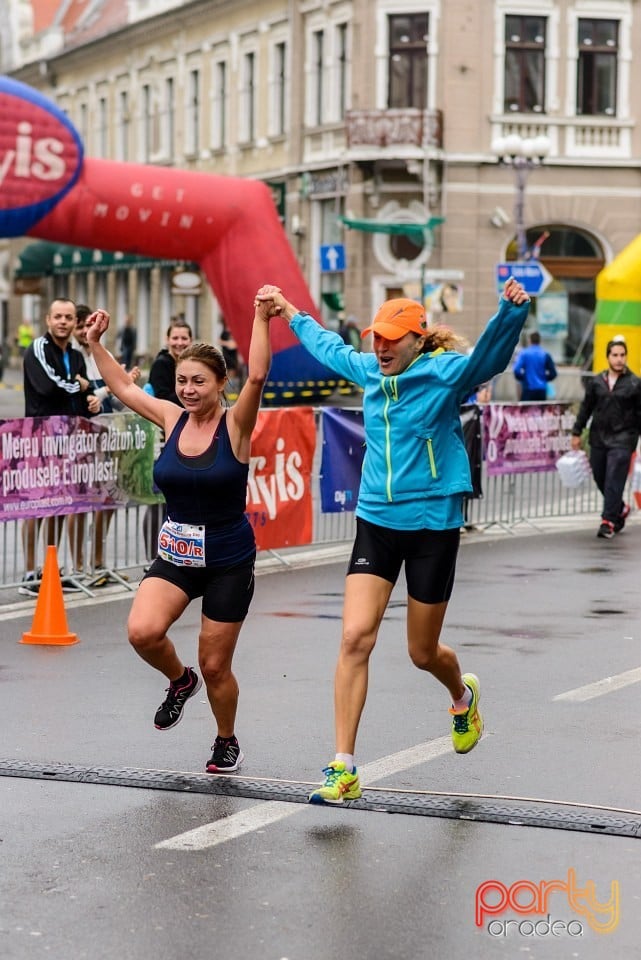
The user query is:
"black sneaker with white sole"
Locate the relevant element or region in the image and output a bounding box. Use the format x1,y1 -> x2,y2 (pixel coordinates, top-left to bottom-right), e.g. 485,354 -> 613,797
18,571 -> 41,596
206,735 -> 244,773
154,667 -> 202,730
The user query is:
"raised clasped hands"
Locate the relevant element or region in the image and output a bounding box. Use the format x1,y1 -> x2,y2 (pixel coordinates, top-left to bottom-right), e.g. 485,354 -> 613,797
254,284 -> 286,319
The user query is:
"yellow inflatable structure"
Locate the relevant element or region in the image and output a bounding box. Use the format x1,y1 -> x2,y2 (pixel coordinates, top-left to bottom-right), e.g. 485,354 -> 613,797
594,234 -> 641,374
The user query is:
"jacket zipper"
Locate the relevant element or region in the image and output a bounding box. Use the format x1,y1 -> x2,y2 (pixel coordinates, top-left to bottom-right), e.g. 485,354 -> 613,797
382,376 -> 398,501
426,437 -> 437,478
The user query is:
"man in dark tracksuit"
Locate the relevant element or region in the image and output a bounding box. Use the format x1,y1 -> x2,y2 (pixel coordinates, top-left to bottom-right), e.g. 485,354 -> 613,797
571,338 -> 641,539
24,304 -> 98,417
20,298 -> 100,595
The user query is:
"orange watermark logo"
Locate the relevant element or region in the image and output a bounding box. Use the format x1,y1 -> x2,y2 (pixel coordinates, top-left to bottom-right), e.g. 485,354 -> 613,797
475,869 -> 619,937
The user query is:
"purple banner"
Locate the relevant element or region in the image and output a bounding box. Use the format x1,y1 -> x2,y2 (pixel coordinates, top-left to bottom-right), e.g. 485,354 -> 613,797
0,413 -> 163,521
482,403 -> 575,476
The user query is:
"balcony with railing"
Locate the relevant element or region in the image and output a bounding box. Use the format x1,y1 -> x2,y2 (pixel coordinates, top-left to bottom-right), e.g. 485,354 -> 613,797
345,108 -> 443,157
490,115 -> 633,162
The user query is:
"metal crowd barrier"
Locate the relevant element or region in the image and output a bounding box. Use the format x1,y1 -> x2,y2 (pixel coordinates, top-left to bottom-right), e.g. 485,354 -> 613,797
0,407 -> 621,605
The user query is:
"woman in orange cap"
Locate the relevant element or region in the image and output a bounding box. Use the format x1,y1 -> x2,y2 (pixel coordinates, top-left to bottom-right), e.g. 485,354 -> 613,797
257,279 -> 530,805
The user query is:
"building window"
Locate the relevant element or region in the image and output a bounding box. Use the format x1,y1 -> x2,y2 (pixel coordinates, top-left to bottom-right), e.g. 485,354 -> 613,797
162,77 -> 175,160
117,90 -> 129,161
78,102 -> 88,145
212,61 -> 227,149
337,23 -> 348,119
241,52 -> 256,142
317,197 -> 345,324
577,19 -> 618,116
504,15 -> 546,113
313,30 -> 325,125
186,68 -> 200,154
273,41 -> 287,135
97,96 -> 108,157
388,13 -> 428,109
141,83 -> 153,162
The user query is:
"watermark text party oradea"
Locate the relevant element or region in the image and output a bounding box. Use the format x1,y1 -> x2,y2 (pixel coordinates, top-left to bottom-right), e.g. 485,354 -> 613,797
475,869 -> 619,938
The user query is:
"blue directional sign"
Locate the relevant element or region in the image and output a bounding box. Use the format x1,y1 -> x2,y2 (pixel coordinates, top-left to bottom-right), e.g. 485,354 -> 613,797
320,243 -> 346,273
496,261 -> 552,296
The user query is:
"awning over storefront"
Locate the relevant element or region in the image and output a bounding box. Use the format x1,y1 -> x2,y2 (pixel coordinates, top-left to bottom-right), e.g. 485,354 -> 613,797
14,240 -> 56,278
15,240 -> 197,278
339,215 -> 444,241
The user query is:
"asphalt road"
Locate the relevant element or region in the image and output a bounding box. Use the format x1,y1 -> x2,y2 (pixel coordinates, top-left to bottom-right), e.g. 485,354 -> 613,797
1,517 -> 640,959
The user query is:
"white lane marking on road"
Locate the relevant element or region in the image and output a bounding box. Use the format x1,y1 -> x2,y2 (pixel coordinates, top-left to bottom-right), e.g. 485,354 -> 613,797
553,666 -> 641,702
155,736 -> 452,850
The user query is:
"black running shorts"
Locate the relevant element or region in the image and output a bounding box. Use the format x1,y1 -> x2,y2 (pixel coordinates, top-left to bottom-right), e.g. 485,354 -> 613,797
143,556 -> 256,622
347,518 -> 460,604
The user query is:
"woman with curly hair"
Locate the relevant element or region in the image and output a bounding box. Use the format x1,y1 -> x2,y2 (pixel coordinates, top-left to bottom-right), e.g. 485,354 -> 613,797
256,279 -> 530,804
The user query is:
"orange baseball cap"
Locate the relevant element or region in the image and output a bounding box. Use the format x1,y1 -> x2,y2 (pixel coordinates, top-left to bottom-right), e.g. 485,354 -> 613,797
361,298 -> 427,340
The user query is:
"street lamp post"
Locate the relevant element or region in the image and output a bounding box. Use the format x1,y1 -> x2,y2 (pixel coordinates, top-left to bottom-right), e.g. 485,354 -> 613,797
491,134 -> 551,260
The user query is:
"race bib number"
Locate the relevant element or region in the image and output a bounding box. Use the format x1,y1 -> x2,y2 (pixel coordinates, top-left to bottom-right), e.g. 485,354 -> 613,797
158,518 -> 206,567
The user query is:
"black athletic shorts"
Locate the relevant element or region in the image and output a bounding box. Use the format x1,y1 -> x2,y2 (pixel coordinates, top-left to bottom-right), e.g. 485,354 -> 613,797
143,555 -> 256,622
347,518 -> 460,604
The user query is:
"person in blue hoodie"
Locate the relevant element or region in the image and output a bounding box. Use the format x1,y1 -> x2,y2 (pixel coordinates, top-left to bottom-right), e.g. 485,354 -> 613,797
256,278 -> 530,805
513,331 -> 557,401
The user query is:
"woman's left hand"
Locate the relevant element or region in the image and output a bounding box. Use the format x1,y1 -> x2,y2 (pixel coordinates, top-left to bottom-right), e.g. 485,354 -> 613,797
502,278 -> 530,305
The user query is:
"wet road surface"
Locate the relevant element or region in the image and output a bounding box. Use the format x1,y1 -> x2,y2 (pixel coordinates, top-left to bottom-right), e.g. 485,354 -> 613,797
1,519 -> 640,959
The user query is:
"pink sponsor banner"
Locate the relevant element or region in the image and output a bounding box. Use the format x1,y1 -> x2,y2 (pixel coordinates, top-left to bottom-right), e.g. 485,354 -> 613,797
0,413 -> 162,520
482,403 -> 576,476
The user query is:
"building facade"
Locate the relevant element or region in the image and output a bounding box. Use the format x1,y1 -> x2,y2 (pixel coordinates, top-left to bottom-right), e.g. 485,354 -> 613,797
2,0 -> 641,372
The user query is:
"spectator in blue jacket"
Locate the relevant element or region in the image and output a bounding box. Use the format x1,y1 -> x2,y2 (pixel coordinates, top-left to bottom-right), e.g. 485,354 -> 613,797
513,331 -> 557,401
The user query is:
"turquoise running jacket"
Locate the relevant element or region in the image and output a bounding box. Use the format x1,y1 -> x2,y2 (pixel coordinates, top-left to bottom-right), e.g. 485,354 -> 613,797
290,296 -> 529,530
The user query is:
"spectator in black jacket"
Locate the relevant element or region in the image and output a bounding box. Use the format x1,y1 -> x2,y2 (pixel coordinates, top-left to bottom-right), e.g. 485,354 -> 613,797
571,337 -> 641,539
20,298 -> 101,595
116,314 -> 137,370
147,319 -> 193,402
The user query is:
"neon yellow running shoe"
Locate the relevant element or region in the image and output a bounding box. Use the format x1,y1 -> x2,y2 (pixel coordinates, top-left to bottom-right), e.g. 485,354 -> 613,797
308,761 -> 362,805
449,673 -> 483,754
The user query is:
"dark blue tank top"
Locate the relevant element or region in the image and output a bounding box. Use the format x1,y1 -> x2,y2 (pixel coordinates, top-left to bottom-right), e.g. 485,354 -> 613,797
153,410 -> 255,566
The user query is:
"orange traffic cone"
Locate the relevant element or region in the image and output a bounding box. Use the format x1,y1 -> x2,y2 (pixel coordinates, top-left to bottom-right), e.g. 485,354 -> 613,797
21,545 -> 79,646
